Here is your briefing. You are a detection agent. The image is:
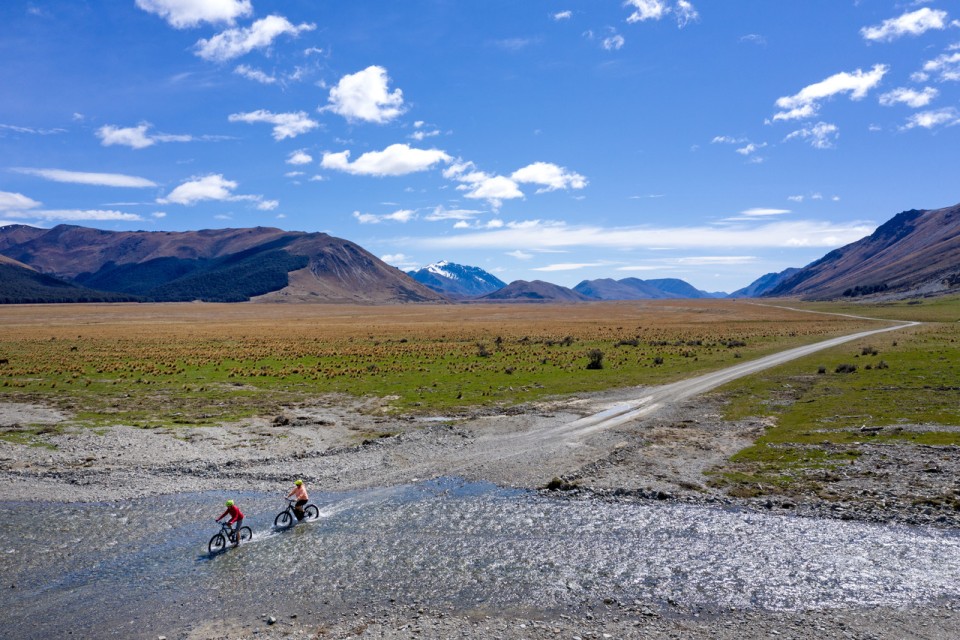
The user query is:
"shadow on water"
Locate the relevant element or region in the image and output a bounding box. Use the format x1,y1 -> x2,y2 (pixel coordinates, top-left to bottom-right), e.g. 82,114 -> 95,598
2,477 -> 960,638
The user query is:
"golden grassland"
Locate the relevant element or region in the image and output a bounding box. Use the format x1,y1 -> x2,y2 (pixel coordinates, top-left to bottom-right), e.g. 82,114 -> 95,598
0,297 -> 956,442
0,299 -> 881,432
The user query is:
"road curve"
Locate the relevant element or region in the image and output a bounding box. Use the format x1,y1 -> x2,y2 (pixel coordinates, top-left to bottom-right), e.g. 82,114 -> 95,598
558,313 -> 919,439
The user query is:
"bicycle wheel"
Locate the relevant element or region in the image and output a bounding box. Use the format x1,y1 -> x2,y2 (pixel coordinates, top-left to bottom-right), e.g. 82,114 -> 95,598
274,511 -> 293,528
303,504 -> 319,521
238,526 -> 252,544
208,533 -> 227,554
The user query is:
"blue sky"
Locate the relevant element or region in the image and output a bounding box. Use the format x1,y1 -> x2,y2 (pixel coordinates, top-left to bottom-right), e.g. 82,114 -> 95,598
2,1 -> 959,293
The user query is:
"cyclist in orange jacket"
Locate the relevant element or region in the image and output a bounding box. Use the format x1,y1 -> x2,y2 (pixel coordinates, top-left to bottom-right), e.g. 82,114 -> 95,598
287,479 -> 309,521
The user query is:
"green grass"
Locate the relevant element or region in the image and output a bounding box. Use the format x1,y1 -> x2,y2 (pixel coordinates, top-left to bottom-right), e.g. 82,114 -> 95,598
0,328 -> 875,433
711,316 -> 960,494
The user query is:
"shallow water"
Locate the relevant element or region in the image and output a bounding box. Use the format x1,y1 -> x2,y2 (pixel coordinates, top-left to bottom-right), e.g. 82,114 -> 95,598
2,478 -> 959,638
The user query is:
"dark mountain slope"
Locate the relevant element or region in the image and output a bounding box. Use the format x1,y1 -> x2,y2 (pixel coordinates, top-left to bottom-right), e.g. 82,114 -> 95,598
767,203 -> 960,299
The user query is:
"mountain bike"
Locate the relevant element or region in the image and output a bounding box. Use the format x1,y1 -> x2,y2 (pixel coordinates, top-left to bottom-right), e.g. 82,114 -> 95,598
274,498 -> 320,528
209,520 -> 252,554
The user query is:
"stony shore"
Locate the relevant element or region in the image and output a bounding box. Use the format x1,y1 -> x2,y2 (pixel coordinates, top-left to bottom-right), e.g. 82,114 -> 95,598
2,391 -> 959,639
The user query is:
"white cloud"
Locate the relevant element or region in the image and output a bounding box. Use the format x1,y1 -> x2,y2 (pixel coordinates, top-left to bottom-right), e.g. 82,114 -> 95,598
158,174 -> 277,209
5,209 -> 144,222
788,195 -> 804,203
228,109 -> 319,140
674,256 -> 756,265
711,135 -> 747,144
96,123 -> 195,148
321,144 -> 451,176
195,15 -> 316,62
0,191 -> 41,210
920,51 -> 960,82
354,209 -> 417,224
624,0 -> 698,28
0,123 -> 66,135
321,66 -> 405,124
735,142 -> 767,156
552,11 -> 572,21
424,206 -> 483,222
286,150 -> 313,165
625,0 -> 668,23
773,65 -> 888,121
96,124 -> 154,149
135,0 -> 252,28
234,64 -> 276,84
675,1 -> 699,28
533,262 -> 611,272
740,208 -> 790,216
507,250 -> 533,260
784,122 -> 839,149
159,174 -> 238,205
861,8 -> 948,43
14,168 -> 157,188
902,107 -> 960,130
879,86 -> 939,108
740,34 -> 767,46
414,219 -> 875,252
602,34 -> 625,50
511,162 -> 587,192
410,128 -> 441,141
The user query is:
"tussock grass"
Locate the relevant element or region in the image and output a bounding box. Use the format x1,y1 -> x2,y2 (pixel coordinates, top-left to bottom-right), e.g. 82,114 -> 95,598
0,300 -> 880,434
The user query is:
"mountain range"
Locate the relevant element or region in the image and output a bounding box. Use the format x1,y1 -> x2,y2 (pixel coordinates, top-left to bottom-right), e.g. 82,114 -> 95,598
1,201 -> 958,304
0,224 -> 444,304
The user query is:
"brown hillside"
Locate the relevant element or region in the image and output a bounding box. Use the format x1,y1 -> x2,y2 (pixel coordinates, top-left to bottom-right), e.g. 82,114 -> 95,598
768,202 -> 960,299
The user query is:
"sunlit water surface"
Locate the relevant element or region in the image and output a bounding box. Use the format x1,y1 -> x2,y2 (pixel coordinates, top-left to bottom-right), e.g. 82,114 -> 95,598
2,478 -> 959,638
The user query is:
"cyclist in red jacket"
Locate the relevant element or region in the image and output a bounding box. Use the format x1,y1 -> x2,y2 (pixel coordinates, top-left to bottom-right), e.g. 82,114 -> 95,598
216,499 -> 244,545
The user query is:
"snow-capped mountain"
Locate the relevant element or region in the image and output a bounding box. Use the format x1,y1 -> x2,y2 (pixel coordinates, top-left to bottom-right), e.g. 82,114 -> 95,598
407,260 -> 507,299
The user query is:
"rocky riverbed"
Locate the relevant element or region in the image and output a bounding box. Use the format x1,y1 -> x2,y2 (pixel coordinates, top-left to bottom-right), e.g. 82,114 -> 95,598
2,389 -> 960,639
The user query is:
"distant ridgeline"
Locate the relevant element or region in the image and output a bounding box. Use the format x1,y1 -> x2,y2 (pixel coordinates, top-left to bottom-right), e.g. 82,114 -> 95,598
2,201 -> 958,304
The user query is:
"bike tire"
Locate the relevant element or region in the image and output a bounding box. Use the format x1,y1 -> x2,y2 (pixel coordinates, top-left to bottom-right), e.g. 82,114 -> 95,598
274,511 -> 293,528
208,533 -> 227,554
303,504 -> 320,521
238,526 -> 252,543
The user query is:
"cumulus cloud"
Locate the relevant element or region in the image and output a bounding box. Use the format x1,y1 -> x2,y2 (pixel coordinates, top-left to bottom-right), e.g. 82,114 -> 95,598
511,162 -> 587,192
234,64 -> 276,84
135,0 -> 252,28
321,144 -> 451,176
919,51 -> 960,82
735,142 -> 767,156
158,174 -> 276,209
860,8 -> 949,43
772,65 -> 888,121
783,122 -> 839,149
321,66 -> 405,124
228,109 -> 319,140
14,168 -> 157,188
879,86 -> 939,108
286,150 -> 313,165
902,107 -> 960,130
602,34 -> 625,50
624,0 -> 698,28
625,0 -> 669,23
97,124 -> 155,149
195,15 -> 316,62
552,10 -> 572,21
